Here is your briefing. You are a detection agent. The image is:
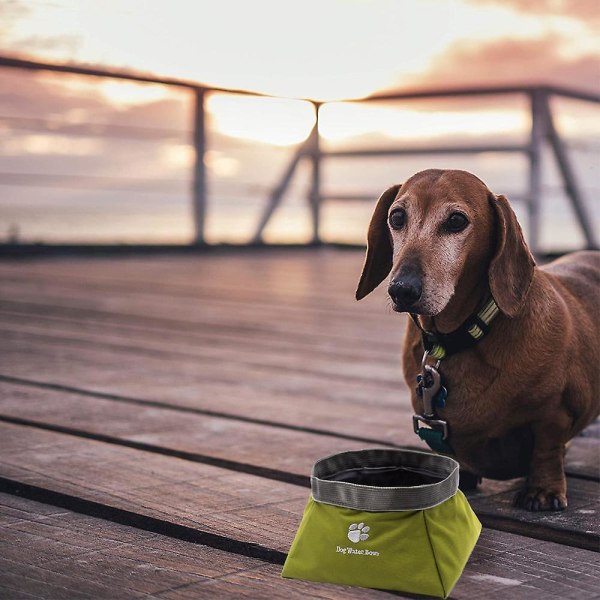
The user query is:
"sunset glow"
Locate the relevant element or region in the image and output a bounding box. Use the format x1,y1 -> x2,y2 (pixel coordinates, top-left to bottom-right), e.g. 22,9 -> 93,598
98,80 -> 171,106
2,0 -> 598,147
0,0 -> 598,248
3,0 -> 599,102
318,103 -> 529,143
207,94 -> 315,147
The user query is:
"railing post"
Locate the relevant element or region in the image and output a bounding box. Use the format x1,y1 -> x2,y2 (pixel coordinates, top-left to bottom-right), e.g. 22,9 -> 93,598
308,102 -> 322,245
527,89 -> 545,254
192,87 -> 207,246
252,140 -> 308,244
543,94 -> 599,250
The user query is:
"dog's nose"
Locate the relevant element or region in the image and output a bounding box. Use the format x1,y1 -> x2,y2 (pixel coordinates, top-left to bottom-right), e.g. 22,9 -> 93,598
388,276 -> 422,307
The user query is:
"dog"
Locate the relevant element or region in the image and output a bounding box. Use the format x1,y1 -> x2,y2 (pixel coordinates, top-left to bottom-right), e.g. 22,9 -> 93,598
356,169 -> 599,511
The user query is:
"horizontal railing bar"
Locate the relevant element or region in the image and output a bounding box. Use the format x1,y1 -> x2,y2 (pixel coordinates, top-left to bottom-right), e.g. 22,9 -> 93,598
0,171 -> 187,192
2,56 -> 599,106
0,55 -> 202,89
357,85 -> 534,102
320,193 -> 374,201
323,143 -> 531,158
545,86 -> 600,104
0,55 -> 314,102
0,114 -> 188,139
320,192 -> 529,203
359,85 -> 600,105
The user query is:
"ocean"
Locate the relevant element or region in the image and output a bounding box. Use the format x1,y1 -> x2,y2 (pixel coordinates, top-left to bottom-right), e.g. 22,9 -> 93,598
2,145 -> 597,252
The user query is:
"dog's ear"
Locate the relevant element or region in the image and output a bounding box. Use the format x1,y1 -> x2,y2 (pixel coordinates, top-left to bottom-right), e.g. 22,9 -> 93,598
488,194 -> 536,317
356,184 -> 401,300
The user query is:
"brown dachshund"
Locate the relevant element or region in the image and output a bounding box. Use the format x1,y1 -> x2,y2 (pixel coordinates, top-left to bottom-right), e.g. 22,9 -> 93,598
356,169 -> 599,511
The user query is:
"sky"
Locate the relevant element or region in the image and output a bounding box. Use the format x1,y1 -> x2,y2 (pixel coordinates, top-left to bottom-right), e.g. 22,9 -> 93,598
0,0 -> 598,245
1,0 -> 599,100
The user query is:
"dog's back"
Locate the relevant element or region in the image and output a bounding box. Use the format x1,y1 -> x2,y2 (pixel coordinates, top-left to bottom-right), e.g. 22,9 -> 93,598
540,250 -> 600,434
543,249 -> 599,291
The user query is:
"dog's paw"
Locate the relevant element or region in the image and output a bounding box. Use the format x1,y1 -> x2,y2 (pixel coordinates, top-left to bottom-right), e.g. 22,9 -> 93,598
513,488 -> 567,512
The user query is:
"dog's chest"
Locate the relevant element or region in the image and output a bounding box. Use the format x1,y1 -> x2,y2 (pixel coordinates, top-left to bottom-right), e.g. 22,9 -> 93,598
407,354 -> 501,431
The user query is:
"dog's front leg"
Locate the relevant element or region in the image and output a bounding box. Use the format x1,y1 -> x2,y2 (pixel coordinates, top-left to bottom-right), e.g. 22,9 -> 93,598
514,414 -> 570,511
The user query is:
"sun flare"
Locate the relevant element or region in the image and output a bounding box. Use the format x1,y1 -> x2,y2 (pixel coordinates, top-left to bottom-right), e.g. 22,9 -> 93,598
206,94 -> 316,147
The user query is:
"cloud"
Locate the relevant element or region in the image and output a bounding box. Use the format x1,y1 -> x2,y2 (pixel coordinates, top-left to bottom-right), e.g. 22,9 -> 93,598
8,34 -> 81,54
467,0 -> 600,30
0,70 -> 190,182
408,35 -> 600,93
0,69 -> 189,131
0,0 -> 28,37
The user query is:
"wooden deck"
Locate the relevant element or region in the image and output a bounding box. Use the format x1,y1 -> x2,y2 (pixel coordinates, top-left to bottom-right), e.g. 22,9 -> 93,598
0,248 -> 598,599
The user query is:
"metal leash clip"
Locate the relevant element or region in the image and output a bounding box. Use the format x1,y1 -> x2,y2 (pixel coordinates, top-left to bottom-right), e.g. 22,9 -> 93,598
413,415 -> 449,440
413,351 -> 449,441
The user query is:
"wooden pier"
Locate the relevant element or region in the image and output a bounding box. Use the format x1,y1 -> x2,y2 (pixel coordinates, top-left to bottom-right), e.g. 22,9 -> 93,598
0,248 -> 598,598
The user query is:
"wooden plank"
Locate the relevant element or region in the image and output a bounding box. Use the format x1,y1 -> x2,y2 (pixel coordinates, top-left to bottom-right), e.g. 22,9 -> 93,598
0,307 -> 595,466
0,421 -> 308,554
0,377 -> 594,485
0,298 -> 398,366
0,380 -> 382,480
0,328 -> 411,445
1,428 -> 599,599
0,384 -> 597,548
5,493 -> 597,600
0,300 -> 399,390
0,279 -> 396,348
0,251 -> 598,550
0,313 -> 595,479
0,493 -> 392,600
0,251 -> 369,295
452,534 -> 600,599
0,252 -> 396,335
0,253 -> 404,409
0,316 -> 401,387
468,477 -> 600,550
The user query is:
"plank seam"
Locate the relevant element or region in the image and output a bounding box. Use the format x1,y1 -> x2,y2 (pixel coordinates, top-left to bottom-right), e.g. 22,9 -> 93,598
0,374 -> 398,447
0,328 -> 400,387
0,300 -> 398,353
1,414 -> 597,553
0,374 -> 594,483
0,476 -> 288,566
0,414 -> 310,488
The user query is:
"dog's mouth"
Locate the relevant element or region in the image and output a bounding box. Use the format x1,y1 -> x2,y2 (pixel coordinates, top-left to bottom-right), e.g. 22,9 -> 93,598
390,297 -> 435,316
391,300 -> 408,313
391,299 -> 421,314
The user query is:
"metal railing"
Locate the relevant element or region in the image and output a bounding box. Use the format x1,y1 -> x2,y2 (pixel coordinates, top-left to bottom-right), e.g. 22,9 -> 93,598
1,55 -> 598,252
255,85 -> 599,252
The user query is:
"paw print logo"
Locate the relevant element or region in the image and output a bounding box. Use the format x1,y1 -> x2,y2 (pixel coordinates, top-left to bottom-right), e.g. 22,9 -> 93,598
347,522 -> 370,543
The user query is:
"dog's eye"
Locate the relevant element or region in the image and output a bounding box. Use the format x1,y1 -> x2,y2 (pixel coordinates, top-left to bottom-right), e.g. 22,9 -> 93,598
389,209 -> 405,230
444,212 -> 469,232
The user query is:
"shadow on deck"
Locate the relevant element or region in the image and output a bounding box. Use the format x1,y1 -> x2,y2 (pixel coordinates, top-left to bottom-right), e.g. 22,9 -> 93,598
0,248 -> 597,599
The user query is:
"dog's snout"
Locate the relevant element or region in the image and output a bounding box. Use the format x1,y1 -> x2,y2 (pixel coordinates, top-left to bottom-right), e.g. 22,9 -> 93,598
388,275 -> 423,309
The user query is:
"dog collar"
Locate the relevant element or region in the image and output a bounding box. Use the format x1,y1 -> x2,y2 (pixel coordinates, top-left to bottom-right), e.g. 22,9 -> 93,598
410,295 -> 500,360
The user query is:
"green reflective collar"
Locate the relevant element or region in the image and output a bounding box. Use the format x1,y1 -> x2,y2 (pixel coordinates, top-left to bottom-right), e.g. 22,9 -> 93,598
411,296 -> 500,360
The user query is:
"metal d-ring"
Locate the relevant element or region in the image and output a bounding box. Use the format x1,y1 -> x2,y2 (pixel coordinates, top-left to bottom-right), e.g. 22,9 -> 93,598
421,350 -> 441,372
